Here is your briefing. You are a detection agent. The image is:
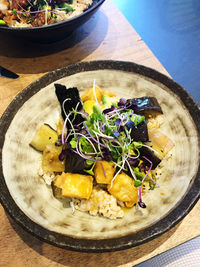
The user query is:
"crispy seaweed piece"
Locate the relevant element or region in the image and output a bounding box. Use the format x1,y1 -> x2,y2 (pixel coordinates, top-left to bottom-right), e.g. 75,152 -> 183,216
139,146 -> 161,169
55,83 -> 84,127
127,97 -> 163,115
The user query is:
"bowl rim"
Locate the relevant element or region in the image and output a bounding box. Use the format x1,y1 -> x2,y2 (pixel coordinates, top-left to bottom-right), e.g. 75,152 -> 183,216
0,0 -> 105,31
0,60 -> 199,253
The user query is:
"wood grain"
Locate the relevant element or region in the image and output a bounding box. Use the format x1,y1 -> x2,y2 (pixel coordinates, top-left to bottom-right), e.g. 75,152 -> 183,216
0,0 -> 199,266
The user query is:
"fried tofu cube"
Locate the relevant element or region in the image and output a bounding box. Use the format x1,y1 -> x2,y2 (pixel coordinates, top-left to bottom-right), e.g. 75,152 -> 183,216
107,172 -> 138,204
94,161 -> 116,184
42,144 -> 65,172
54,172 -> 93,199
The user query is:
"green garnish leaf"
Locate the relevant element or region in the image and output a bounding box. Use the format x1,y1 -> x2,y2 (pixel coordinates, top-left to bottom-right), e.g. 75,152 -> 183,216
149,174 -> 157,190
80,137 -> 91,152
149,182 -> 156,190
84,161 -> 96,175
58,2 -> 74,13
131,114 -> 145,126
70,137 -> 77,148
86,160 -> 94,166
134,180 -> 142,187
0,19 -> 6,26
28,17 -> 34,23
84,169 -> 94,176
12,9 -> 18,16
42,4 -> 48,9
21,13 -> 27,18
133,141 -> 143,149
89,105 -> 106,124
134,167 -> 145,180
102,95 -> 112,107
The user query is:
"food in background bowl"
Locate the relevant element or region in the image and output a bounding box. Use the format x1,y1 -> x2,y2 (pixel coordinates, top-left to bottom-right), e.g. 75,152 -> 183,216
0,0 -> 93,27
30,82 -> 174,220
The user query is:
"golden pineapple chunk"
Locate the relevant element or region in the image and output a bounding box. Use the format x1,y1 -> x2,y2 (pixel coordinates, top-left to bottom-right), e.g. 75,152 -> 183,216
102,89 -> 116,97
94,161 -> 115,184
83,100 -> 96,115
81,85 -> 116,103
107,172 -> 138,204
81,85 -> 102,103
54,172 -> 93,199
42,144 -> 65,172
30,124 -> 58,152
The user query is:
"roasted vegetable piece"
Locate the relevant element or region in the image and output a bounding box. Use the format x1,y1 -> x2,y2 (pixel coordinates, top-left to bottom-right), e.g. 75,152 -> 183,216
139,128 -> 174,169
30,124 -> 58,152
42,144 -> 65,172
107,172 -> 138,204
139,146 -> 161,169
129,120 -> 149,142
94,161 -> 116,184
64,149 -> 87,173
148,128 -> 174,157
53,172 -> 93,199
127,97 -> 163,115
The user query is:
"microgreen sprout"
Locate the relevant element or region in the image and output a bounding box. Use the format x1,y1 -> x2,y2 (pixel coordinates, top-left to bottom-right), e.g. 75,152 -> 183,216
59,86 -> 162,210
62,111 -> 73,145
92,79 -> 99,106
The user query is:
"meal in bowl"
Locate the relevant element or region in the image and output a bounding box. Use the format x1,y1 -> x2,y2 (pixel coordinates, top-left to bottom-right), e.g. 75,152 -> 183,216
0,0 -> 93,27
30,82 -> 174,220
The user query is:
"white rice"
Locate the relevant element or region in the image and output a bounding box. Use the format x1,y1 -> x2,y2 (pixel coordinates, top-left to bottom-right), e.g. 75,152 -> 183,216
38,166 -> 55,185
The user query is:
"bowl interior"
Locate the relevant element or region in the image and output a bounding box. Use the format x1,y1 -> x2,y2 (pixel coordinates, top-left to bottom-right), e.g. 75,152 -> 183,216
0,61 -> 199,252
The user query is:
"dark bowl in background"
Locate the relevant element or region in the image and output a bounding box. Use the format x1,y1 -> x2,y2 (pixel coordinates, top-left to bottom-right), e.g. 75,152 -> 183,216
0,0 -> 105,43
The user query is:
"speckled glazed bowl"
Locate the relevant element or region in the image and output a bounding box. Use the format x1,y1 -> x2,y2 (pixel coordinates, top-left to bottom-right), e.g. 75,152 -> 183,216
0,0 -> 105,43
0,60 -> 199,252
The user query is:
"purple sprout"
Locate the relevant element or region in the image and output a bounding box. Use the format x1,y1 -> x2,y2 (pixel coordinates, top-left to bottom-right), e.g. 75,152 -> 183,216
118,98 -> 127,106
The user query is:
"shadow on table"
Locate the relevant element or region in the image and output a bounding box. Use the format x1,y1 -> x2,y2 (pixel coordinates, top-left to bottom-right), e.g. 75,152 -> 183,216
0,10 -> 108,74
7,213 -> 181,267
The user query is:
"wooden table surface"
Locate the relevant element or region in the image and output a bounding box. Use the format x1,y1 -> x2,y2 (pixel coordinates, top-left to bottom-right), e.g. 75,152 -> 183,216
0,1 -> 199,266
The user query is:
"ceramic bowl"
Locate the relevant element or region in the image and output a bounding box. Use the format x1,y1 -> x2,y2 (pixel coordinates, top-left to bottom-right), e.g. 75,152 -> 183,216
0,60 -> 199,252
0,0 -> 105,43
